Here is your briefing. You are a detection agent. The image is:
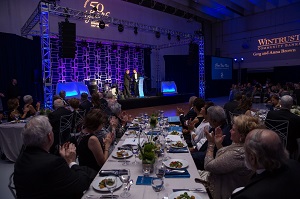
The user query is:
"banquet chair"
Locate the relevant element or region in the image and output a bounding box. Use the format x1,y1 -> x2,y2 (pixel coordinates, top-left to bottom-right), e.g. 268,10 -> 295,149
59,113 -> 74,145
8,172 -> 16,199
264,119 -> 289,149
73,109 -> 86,136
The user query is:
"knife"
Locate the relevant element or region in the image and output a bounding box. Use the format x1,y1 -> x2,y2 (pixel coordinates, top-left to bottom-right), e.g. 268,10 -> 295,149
173,188 -> 206,192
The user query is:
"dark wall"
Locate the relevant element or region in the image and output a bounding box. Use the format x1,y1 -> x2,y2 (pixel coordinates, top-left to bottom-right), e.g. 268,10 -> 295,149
0,33 -> 42,109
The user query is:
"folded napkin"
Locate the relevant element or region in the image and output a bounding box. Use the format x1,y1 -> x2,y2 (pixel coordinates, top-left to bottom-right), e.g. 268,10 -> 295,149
168,147 -> 189,153
165,169 -> 190,178
99,169 -> 128,176
146,131 -> 160,136
136,176 -> 153,185
166,135 -> 182,142
122,138 -> 144,146
168,126 -> 182,132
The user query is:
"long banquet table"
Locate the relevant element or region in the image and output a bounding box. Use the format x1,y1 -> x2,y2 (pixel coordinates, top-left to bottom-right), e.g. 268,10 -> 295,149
82,128 -> 209,199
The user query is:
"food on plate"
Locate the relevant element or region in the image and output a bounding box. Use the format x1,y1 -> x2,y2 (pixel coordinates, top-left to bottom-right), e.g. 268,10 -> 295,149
170,131 -> 179,135
116,150 -> 128,158
133,123 -> 139,127
169,161 -> 183,168
174,192 -> 195,199
172,141 -> 184,148
129,130 -> 136,134
98,179 -> 107,189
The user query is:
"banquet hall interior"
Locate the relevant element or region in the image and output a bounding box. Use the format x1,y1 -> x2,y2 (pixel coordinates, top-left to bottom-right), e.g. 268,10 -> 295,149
0,0 -> 300,198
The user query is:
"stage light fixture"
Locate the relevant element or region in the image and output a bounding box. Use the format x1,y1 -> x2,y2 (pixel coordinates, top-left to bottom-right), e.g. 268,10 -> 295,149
177,35 -> 180,41
234,58 -> 237,62
241,58 -> 244,61
134,27 -> 138,35
118,24 -> 124,32
155,31 -> 160,38
99,20 -> 105,29
167,33 -> 171,40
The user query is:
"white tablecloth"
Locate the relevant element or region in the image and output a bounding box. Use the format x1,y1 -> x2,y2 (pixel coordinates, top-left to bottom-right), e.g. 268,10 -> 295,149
0,122 -> 25,162
82,135 -> 209,199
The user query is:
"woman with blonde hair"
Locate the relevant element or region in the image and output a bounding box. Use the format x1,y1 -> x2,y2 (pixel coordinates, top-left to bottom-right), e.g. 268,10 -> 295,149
199,115 -> 262,199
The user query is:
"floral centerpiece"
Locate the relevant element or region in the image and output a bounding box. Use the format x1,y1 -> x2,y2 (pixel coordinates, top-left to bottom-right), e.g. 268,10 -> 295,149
291,106 -> 300,116
39,108 -> 52,116
149,113 -> 158,129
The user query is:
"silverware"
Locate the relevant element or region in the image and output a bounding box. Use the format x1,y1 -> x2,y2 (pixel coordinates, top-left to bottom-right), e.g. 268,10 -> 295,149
99,194 -> 119,199
166,169 -> 185,173
173,188 -> 206,192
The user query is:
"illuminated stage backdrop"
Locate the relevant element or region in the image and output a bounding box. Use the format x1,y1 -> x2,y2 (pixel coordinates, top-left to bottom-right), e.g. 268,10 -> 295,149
50,38 -> 144,95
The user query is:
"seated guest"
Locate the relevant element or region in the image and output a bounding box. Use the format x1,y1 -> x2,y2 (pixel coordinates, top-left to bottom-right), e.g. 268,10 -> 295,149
14,115 -> 96,199
266,94 -> 280,111
224,93 -> 242,124
233,96 -> 254,116
191,106 -> 232,170
59,90 -> 69,106
200,115 -> 261,199
231,129 -> 300,199
189,102 -> 214,150
79,92 -> 93,114
68,98 -> 80,112
7,98 -> 29,122
48,99 -> 72,154
177,96 -> 197,130
265,95 -> 300,159
77,109 -> 113,172
23,95 -> 40,117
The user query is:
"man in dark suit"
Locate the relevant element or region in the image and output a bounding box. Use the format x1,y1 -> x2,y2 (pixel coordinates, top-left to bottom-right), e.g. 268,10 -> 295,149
123,69 -> 131,99
224,93 -> 242,124
177,96 -> 197,129
231,129 -> 300,199
14,115 -> 96,199
79,92 -> 93,114
265,95 -> 300,158
48,99 -> 72,154
132,69 -> 140,97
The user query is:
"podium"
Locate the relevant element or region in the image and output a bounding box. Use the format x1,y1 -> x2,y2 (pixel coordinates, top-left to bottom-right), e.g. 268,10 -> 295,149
138,77 -> 144,98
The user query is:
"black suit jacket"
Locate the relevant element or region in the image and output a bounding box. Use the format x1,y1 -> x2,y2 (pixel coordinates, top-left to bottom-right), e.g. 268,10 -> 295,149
14,147 -> 96,199
180,108 -> 197,129
79,100 -> 93,114
266,109 -> 300,153
124,73 -> 131,86
231,160 -> 300,199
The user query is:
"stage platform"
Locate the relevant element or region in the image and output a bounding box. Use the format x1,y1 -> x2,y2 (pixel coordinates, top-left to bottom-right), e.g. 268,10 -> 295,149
118,93 -> 193,110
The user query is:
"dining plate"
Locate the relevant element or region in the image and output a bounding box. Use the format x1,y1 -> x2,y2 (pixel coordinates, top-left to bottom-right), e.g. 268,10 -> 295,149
111,150 -> 133,159
169,191 -> 202,199
125,130 -> 137,135
92,176 -> 122,191
164,159 -> 189,169
168,131 -> 182,136
170,141 -> 187,148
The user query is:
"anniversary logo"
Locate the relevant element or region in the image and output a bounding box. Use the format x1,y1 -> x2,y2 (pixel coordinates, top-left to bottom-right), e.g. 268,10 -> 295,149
83,0 -> 111,28
253,34 -> 300,57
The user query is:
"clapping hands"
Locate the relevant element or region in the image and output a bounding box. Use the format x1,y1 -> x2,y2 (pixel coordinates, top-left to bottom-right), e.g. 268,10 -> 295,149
59,142 -> 77,164
204,126 -> 225,149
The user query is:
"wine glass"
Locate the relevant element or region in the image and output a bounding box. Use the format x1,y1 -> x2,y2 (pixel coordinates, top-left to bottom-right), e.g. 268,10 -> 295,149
151,177 -> 164,199
119,169 -> 131,198
14,113 -> 20,122
105,176 -> 117,199
155,163 -> 166,179
131,145 -> 139,165
122,150 -> 128,166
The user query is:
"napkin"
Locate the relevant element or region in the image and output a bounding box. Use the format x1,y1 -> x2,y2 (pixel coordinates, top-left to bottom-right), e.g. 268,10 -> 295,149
168,126 -> 182,132
136,176 -> 153,185
122,138 -> 144,146
168,147 -> 189,153
165,169 -> 190,178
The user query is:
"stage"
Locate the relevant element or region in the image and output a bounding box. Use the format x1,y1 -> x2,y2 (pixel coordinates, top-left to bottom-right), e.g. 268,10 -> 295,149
118,93 -> 193,110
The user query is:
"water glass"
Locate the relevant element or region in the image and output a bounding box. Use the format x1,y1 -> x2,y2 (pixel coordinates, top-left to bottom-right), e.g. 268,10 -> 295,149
131,146 -> 139,165
143,164 -> 151,177
105,176 -> 117,199
122,151 -> 128,166
120,169 -> 131,198
152,177 -> 164,199
155,164 -> 166,179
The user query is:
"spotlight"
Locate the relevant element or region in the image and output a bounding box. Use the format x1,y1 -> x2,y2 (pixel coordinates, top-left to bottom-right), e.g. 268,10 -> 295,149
99,20 -> 105,29
155,31 -> 160,38
167,33 -> 171,40
177,35 -> 180,41
241,58 -> 244,61
112,44 -> 118,53
134,27 -> 138,35
118,24 -> 124,32
234,58 -> 237,62
96,42 -> 102,50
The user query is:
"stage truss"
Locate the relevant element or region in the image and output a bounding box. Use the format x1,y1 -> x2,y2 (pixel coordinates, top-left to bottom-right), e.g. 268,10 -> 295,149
21,1 -> 205,108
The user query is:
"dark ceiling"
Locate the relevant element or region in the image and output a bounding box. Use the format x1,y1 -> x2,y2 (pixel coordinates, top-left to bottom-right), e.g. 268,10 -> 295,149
122,0 -> 300,23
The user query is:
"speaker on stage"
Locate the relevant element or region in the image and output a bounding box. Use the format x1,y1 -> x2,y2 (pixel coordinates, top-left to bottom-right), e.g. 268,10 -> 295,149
59,21 -> 76,58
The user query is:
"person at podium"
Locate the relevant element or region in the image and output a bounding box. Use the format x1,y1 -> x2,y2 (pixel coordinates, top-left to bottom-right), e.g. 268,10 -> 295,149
123,69 -> 131,99
132,69 -> 140,97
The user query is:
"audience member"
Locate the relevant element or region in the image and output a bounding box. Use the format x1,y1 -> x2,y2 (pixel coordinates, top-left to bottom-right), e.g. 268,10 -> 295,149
79,92 -> 93,114
177,96 -> 197,130
231,129 -> 300,199
59,90 -> 69,106
224,93 -> 242,124
7,98 -> 29,122
200,115 -> 261,199
233,96 -> 254,116
265,95 -> 300,158
7,78 -> 20,100
23,95 -> 40,117
77,109 -> 113,172
266,94 -> 280,111
14,115 -> 96,199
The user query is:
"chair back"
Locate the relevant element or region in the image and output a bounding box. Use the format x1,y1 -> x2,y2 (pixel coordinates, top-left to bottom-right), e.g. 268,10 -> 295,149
73,109 -> 86,135
8,172 -> 16,199
59,113 -> 74,145
264,119 -> 289,148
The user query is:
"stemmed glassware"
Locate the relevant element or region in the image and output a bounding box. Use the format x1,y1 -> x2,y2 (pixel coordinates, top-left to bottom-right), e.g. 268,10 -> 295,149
131,145 -> 139,165
151,177 -> 164,199
14,113 -> 20,121
122,151 -> 128,166
155,163 -> 166,179
119,169 -> 131,198
105,176 -> 117,199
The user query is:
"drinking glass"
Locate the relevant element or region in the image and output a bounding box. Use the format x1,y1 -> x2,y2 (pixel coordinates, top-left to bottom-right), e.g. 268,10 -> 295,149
105,176 -> 117,199
120,169 -> 131,198
151,177 -> 164,199
155,163 -> 166,179
14,113 -> 20,121
122,151 -> 128,166
131,145 -> 139,165
143,164 -> 151,177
